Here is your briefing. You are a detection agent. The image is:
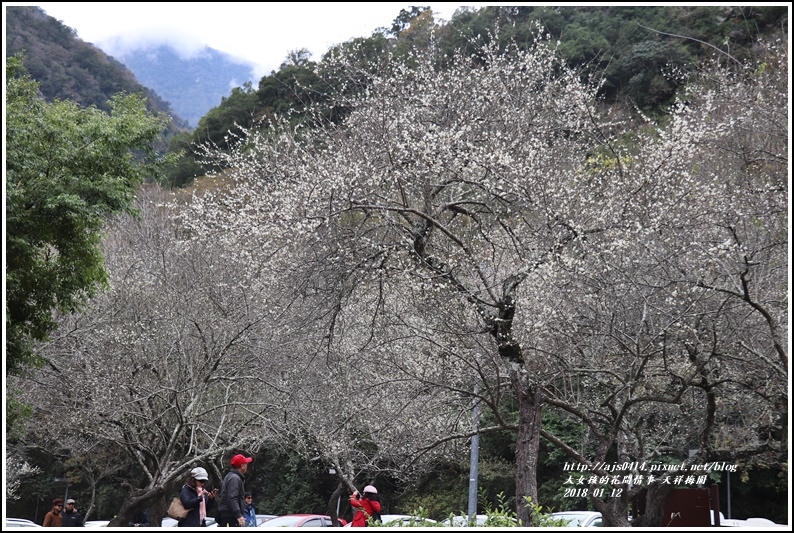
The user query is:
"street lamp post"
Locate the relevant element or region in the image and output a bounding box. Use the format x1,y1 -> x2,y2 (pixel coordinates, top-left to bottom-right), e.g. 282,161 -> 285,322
53,477 -> 69,503
467,381 -> 480,525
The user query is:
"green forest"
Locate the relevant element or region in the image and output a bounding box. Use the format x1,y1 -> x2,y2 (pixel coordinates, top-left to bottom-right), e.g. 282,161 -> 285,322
5,4 -> 789,528
164,5 -> 788,187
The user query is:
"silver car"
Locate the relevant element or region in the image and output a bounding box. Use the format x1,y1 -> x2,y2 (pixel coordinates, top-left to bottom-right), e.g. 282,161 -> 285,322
5,519 -> 42,528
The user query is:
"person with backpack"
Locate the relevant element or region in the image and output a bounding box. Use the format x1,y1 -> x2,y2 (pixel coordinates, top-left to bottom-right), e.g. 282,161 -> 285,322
349,485 -> 381,527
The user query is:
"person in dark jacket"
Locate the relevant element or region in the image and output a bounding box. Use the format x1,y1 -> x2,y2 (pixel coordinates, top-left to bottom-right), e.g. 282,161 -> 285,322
178,467 -> 217,527
61,498 -> 85,527
217,454 -> 252,527
129,508 -> 150,527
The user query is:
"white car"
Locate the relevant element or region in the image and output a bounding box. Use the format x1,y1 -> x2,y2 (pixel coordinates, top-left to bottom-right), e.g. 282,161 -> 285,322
550,511 -> 603,527
162,516 -> 217,527
441,514 -> 488,527
714,515 -> 788,528
743,517 -> 788,527
377,514 -> 438,526
84,520 -> 110,527
5,518 -> 42,528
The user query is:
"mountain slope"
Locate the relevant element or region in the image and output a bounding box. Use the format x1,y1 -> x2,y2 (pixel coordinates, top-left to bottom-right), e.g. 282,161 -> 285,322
109,43 -> 255,129
4,5 -> 189,132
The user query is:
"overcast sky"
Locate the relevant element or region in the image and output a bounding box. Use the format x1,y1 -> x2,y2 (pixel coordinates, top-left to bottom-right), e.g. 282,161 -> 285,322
23,2 -> 494,80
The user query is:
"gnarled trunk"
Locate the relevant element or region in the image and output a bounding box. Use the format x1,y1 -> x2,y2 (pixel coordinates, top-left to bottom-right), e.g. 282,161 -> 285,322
514,384 -> 543,526
326,481 -> 346,526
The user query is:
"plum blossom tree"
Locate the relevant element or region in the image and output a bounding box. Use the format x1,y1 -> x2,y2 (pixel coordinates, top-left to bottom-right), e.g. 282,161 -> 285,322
246,226 -> 480,521
183,31 -> 621,524
521,41 -> 788,526
12,186 -> 286,526
181,31 -> 786,525
5,453 -> 40,501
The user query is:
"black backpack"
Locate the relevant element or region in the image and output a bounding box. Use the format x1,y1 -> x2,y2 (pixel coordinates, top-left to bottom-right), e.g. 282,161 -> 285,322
366,495 -> 381,524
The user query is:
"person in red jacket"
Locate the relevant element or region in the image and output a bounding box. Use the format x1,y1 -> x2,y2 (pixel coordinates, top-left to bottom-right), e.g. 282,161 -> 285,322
349,485 -> 381,527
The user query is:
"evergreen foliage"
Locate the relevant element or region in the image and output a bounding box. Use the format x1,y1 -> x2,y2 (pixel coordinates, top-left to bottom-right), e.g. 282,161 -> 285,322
5,55 -> 171,374
165,5 -> 786,187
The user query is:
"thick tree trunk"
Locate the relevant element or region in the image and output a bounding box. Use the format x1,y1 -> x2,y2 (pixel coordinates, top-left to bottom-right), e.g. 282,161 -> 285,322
631,483 -> 674,527
514,384 -> 543,526
327,481 -> 346,526
149,495 -> 168,527
107,488 -> 167,527
592,495 -> 632,527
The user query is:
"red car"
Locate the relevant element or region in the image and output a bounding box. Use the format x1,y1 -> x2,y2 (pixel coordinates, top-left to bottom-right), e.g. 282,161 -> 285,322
256,514 -> 347,527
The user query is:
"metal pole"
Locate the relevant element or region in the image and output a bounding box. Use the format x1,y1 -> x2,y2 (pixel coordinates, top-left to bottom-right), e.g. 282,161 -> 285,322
726,471 -> 731,519
53,478 -> 69,507
467,381 -> 480,525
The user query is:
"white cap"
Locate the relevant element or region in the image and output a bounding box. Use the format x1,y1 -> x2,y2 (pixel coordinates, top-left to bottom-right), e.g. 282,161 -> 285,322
191,467 -> 209,480
363,485 -> 377,494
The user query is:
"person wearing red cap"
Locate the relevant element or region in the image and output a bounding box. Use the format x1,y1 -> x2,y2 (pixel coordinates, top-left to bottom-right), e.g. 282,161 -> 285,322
43,498 -> 64,527
217,453 -> 253,527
